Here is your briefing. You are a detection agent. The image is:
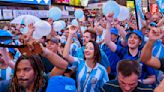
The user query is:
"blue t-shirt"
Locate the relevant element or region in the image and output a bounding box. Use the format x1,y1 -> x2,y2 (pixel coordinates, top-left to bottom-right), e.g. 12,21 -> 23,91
115,46 -> 156,83
72,57 -> 109,92
115,46 -> 140,60
139,63 -> 156,80
102,44 -> 121,77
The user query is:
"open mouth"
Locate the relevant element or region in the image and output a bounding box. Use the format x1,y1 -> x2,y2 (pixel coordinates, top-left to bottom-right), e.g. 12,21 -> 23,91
84,51 -> 90,55
18,79 -> 29,83
129,41 -> 135,45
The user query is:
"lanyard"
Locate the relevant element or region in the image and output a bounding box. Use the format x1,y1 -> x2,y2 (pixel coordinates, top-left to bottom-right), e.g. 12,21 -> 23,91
82,68 -> 93,92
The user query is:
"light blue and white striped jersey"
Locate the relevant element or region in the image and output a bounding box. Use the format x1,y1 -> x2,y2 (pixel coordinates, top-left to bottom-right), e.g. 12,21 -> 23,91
0,51 -> 20,81
70,42 -> 79,56
0,67 -> 13,80
152,40 -> 164,58
72,57 -> 109,92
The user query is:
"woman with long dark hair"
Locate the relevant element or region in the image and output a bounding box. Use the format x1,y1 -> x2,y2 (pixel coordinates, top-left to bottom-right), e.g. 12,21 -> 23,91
63,26 -> 109,92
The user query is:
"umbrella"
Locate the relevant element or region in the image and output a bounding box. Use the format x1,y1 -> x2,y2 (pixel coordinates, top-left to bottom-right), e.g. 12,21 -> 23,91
10,15 -> 41,25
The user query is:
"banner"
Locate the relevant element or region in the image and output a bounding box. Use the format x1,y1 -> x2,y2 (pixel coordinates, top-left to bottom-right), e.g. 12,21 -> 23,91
126,1 -> 135,8
0,9 -> 2,20
3,9 -> 13,19
13,10 -> 48,18
135,0 -> 144,30
150,3 -> 159,14
0,0 -> 51,5
156,0 -> 164,13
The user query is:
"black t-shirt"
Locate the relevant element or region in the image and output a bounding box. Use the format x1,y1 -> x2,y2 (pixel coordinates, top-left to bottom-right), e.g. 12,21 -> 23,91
159,58 -> 164,72
39,55 -> 54,74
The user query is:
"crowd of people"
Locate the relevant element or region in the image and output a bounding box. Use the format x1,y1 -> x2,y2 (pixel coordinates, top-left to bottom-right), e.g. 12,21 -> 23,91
0,9 -> 163,92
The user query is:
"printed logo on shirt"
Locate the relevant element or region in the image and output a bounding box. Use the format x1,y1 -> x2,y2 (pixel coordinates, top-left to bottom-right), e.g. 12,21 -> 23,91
91,77 -> 97,84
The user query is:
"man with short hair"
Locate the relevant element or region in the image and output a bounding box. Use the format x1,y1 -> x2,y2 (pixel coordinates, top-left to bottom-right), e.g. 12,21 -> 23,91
104,17 -> 156,85
101,60 -> 153,92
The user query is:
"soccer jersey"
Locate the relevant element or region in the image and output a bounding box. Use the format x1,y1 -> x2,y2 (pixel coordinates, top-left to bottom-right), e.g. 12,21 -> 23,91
115,46 -> 156,86
102,44 -> 121,78
0,67 -> 13,80
152,40 -> 164,58
72,57 -> 109,92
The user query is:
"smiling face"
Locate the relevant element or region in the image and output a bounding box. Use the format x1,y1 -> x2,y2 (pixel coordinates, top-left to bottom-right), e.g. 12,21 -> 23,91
118,72 -> 138,92
16,59 -> 35,88
84,42 -> 94,60
128,33 -> 141,49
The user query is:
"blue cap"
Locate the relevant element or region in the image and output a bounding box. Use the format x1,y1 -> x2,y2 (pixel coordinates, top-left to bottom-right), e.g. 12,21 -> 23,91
110,27 -> 119,36
46,76 -> 76,92
126,30 -> 144,48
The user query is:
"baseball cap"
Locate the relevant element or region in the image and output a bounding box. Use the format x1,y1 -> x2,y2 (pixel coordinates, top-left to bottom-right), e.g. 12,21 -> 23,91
110,27 -> 119,36
46,76 -> 76,92
49,37 -> 59,44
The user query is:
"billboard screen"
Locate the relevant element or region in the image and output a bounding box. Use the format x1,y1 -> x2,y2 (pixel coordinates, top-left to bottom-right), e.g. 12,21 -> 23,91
0,0 -> 51,5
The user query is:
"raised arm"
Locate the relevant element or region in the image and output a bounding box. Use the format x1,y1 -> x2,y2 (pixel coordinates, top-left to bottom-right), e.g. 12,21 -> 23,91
154,78 -> 164,92
42,47 -> 68,70
104,14 -> 117,52
63,25 -> 78,63
1,48 -> 15,69
141,27 -> 163,69
29,41 -> 69,70
115,19 -> 127,40
114,20 -> 127,46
